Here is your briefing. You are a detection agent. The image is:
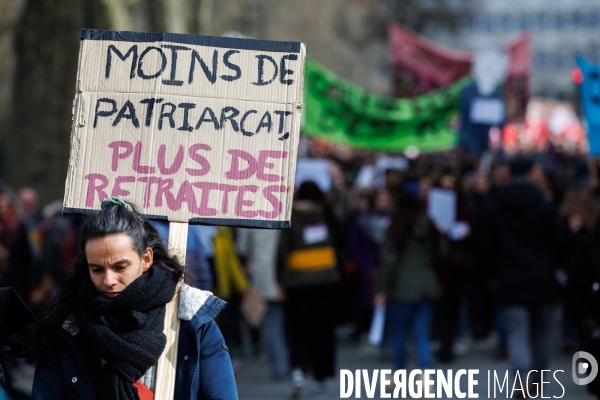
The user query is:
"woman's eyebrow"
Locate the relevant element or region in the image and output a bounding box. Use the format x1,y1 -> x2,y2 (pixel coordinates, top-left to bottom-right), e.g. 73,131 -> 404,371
87,259 -> 129,268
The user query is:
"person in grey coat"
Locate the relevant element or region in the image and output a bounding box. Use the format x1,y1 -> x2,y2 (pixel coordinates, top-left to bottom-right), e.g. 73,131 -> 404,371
237,227 -> 289,380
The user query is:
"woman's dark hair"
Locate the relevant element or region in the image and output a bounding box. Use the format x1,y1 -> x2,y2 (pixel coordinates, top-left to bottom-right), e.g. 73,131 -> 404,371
296,180 -> 338,229
387,190 -> 423,250
296,181 -> 326,205
34,202 -> 184,360
509,156 -> 534,177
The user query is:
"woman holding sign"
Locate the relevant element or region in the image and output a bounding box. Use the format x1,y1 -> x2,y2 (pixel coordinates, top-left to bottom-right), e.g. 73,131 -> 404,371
32,198 -> 238,399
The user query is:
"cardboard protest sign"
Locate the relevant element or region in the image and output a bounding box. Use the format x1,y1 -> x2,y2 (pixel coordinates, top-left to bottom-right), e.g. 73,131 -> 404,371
64,30 -> 306,228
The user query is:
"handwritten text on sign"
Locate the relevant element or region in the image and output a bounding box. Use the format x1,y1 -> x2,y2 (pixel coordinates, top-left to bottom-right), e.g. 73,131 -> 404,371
65,34 -> 305,226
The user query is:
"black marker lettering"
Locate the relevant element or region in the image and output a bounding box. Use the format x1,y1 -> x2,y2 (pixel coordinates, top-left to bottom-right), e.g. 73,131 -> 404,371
113,100 -> 140,128
274,110 -> 292,133
137,46 -> 167,79
219,106 -> 240,132
177,103 -> 196,132
189,49 -> 218,84
158,102 -> 177,130
106,45 -> 138,79
221,50 -> 241,82
254,55 -> 278,86
162,44 -> 191,86
195,107 -> 220,130
279,54 -> 298,85
256,111 -> 272,134
93,98 -> 117,128
140,98 -> 163,127
241,110 -> 258,136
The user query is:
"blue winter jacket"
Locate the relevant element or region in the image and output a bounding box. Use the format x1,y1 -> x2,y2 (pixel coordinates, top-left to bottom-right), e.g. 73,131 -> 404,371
32,286 -> 238,399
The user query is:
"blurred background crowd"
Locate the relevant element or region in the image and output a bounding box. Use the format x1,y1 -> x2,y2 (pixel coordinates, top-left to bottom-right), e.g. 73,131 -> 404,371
2,138 -> 600,397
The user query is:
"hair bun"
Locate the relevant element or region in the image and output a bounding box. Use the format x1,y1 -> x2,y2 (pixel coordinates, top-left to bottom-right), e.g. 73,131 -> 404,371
101,197 -> 133,212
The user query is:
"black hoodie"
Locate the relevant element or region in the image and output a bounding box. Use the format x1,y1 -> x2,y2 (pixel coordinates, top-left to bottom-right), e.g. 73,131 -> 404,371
485,178 -> 561,306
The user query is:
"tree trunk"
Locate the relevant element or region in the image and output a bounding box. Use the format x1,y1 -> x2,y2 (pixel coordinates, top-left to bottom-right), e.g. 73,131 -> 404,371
0,0 -> 26,176
4,0 -> 112,204
147,0 -> 192,33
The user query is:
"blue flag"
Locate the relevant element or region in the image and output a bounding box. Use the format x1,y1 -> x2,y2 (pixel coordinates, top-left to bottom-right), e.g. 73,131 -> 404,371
578,57 -> 600,155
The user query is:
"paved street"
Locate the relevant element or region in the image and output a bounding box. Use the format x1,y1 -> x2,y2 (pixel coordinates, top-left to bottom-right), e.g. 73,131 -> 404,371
236,336 -> 595,400
9,333 -> 595,399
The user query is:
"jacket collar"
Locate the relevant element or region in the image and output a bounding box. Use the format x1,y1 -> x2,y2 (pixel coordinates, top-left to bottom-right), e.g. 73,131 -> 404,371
178,284 -> 212,321
178,285 -> 226,322
187,293 -> 227,329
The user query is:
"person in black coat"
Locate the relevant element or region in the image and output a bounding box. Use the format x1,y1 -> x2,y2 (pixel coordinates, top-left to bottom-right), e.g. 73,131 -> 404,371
566,224 -> 600,399
482,157 -> 561,393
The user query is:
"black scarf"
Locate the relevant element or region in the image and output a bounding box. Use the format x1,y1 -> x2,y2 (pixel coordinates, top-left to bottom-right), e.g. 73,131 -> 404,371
75,264 -> 178,400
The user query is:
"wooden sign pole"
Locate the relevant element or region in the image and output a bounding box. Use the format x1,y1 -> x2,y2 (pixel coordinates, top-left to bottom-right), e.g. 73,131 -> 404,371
154,221 -> 188,399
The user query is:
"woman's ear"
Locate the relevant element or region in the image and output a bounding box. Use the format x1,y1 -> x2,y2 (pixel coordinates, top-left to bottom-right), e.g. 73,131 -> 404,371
142,247 -> 154,272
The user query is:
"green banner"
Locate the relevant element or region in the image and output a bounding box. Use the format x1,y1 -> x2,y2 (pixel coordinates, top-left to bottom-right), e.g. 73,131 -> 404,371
303,58 -> 471,152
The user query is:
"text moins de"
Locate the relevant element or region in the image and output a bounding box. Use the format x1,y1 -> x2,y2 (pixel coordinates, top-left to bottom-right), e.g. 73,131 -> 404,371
105,44 -> 300,87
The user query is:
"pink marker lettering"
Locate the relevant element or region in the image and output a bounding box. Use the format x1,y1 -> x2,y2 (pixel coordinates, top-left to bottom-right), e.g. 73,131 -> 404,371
235,185 -> 259,218
157,144 -> 184,175
137,176 -> 161,207
84,173 -> 109,208
154,178 -> 175,208
192,181 -> 219,216
108,141 -> 134,172
133,141 -> 156,174
175,180 -> 200,214
219,184 -> 238,214
225,150 -> 257,180
257,151 -> 288,182
186,144 -> 212,177
111,176 -> 135,197
259,185 -> 287,218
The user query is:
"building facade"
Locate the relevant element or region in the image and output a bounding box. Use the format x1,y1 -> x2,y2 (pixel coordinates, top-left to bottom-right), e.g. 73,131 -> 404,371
425,0 -> 600,99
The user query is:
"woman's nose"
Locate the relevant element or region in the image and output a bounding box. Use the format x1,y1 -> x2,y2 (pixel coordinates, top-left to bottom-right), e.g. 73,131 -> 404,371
103,270 -> 117,287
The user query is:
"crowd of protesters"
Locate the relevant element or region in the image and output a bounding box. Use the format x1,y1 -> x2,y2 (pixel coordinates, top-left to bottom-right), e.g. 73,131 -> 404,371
3,138 -> 600,398
0,186 -> 76,316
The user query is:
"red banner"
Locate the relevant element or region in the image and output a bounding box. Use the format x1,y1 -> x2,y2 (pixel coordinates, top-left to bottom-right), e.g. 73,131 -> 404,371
389,25 -> 530,120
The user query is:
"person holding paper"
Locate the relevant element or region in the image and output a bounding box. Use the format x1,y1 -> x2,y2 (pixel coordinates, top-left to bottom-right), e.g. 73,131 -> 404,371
434,173 -> 476,363
32,198 -> 238,400
349,188 -> 392,338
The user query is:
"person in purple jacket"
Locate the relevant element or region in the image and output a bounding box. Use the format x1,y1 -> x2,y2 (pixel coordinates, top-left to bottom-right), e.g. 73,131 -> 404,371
32,197 -> 237,399
349,188 -> 392,335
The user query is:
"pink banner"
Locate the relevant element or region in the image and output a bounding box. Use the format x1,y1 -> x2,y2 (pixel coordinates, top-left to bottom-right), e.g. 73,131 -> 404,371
389,25 -> 530,120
